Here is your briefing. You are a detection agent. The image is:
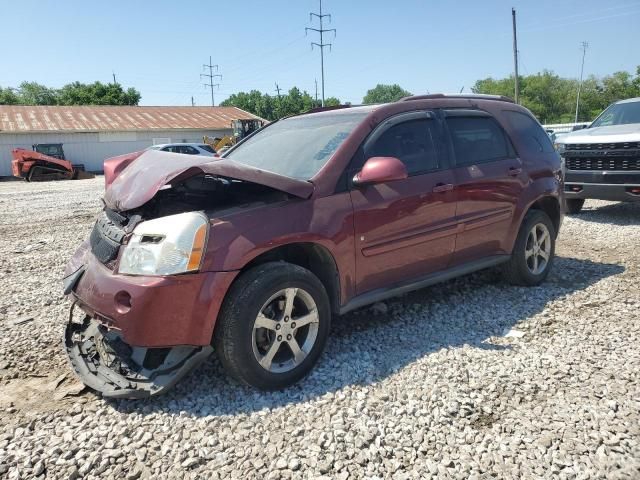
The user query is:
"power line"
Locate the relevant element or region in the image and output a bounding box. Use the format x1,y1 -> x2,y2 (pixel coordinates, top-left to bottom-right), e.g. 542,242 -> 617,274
306,0 -> 336,107
575,41 -> 589,123
519,3 -> 640,29
519,8 -> 640,33
200,56 -> 222,107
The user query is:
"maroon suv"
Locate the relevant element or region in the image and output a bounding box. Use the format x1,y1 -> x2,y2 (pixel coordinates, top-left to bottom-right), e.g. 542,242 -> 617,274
64,94 -> 564,398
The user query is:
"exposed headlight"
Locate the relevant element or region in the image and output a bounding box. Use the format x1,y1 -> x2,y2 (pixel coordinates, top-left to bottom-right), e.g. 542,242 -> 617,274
554,142 -> 566,154
119,212 -> 209,276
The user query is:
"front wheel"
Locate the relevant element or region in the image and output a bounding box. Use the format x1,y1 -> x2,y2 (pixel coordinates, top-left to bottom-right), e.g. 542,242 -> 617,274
214,262 -> 331,390
502,210 -> 556,286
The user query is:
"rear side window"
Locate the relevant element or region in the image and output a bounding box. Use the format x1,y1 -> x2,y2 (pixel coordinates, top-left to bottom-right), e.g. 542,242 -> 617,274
503,110 -> 554,153
366,119 -> 439,175
447,117 -> 512,166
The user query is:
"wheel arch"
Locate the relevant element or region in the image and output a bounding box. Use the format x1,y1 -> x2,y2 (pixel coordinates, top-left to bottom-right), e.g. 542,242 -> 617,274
506,191 -> 562,254
238,242 -> 342,315
527,195 -> 561,236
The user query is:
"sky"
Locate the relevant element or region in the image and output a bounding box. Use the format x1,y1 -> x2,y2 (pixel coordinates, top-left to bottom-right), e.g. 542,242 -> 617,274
1,0 -> 639,106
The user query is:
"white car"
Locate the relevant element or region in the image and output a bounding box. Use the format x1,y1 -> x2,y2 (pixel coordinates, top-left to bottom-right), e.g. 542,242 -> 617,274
146,143 -> 216,156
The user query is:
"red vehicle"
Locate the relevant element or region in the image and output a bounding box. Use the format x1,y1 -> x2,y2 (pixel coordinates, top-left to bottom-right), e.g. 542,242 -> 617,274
12,144 -> 93,181
64,94 -> 564,398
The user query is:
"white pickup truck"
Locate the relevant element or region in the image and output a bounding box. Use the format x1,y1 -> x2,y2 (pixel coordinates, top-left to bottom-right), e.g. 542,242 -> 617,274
556,97 -> 640,213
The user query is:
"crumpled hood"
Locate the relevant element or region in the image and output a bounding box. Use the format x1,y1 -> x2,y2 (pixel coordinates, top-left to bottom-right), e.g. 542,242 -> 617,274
559,123 -> 640,144
103,150 -> 314,211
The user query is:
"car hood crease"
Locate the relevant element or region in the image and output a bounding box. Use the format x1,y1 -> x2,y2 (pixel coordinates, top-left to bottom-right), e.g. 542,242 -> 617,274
103,150 -> 314,211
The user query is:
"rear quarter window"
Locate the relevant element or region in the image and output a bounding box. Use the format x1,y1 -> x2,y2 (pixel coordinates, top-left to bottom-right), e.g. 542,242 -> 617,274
502,110 -> 555,154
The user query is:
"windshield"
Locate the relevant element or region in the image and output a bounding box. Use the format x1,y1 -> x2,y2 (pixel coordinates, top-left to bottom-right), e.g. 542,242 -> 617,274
225,111 -> 369,179
591,101 -> 640,127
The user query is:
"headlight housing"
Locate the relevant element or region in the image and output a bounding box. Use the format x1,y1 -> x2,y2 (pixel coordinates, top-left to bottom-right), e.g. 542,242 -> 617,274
554,142 -> 566,154
118,212 -> 209,276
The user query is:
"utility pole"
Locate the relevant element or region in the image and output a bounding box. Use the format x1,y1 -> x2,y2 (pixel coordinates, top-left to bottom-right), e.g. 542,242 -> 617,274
315,79 -> 319,106
191,96 -> 195,107
575,41 -> 589,123
201,56 -> 222,107
512,8 -> 519,104
306,0 -> 336,107
112,72 -> 117,84
274,83 -> 282,117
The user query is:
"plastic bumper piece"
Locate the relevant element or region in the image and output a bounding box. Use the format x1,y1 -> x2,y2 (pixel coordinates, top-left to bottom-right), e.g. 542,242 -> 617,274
64,311 -> 212,399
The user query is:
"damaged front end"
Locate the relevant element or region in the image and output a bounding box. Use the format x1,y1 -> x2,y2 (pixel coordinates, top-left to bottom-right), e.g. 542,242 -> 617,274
63,150 -> 313,399
65,310 -> 212,399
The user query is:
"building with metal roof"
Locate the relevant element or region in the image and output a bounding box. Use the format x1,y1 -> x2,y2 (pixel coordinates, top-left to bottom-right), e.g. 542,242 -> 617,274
0,105 -> 263,176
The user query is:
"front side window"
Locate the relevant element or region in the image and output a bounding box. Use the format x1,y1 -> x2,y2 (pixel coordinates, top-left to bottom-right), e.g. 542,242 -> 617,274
199,144 -> 216,153
225,110 -> 370,180
183,146 -> 200,155
447,117 -> 511,166
366,119 -> 439,174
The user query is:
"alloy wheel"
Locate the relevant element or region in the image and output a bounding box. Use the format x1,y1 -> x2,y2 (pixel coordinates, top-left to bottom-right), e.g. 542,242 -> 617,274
525,223 -> 551,275
252,288 -> 320,373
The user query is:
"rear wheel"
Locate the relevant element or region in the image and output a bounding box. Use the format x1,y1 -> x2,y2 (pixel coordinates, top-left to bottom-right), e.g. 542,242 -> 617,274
214,262 -> 331,390
502,210 -> 556,286
565,198 -> 585,214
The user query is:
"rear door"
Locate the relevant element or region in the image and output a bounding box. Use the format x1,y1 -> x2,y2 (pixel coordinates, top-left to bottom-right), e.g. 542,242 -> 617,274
349,111 -> 458,294
444,110 -> 525,265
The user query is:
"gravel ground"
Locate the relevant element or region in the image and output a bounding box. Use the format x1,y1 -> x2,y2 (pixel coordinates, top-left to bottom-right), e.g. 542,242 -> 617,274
0,177 -> 638,479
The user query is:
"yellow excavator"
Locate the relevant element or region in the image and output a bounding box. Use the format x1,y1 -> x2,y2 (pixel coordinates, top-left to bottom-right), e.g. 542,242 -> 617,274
203,119 -> 265,153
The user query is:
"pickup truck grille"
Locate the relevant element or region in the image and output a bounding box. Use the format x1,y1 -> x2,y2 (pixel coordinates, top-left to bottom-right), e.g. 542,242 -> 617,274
565,142 -> 640,151
566,156 -> 640,171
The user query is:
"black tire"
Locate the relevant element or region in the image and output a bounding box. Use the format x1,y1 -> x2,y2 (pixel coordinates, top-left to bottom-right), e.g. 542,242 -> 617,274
502,210 -> 556,286
565,198 -> 585,214
214,262 -> 331,390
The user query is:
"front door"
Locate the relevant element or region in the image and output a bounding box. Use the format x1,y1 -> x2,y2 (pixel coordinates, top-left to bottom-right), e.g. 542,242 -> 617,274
349,111 -> 458,294
444,110 -> 525,265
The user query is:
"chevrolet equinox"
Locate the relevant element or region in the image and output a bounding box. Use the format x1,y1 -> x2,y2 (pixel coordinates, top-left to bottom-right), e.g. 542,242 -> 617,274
63,94 -> 564,398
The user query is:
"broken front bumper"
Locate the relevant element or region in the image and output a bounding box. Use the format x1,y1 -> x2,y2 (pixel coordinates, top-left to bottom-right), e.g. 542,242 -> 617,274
65,313 -> 212,398
64,241 -> 238,347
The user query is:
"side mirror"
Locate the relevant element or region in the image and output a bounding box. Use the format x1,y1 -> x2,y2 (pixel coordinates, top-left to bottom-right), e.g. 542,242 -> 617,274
353,156 -> 408,186
572,124 -> 587,131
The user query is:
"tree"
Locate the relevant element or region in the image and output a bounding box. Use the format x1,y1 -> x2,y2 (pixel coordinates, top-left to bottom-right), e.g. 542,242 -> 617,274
56,81 -> 141,105
362,84 -> 412,104
221,87 -> 341,121
472,66 -> 640,123
0,87 -> 20,105
17,82 -> 58,105
324,97 -> 341,107
0,81 -> 141,105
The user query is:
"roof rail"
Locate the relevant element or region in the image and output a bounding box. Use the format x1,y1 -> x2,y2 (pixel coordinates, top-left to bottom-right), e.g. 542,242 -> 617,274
399,93 -> 515,103
304,104 -> 352,114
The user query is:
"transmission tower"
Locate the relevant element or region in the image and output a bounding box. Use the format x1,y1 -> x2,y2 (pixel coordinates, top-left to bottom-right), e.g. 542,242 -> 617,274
201,56 -> 222,107
306,0 -> 336,107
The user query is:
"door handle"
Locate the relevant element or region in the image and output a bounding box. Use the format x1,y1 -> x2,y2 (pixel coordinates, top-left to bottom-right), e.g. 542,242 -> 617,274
508,167 -> 522,176
432,183 -> 454,193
